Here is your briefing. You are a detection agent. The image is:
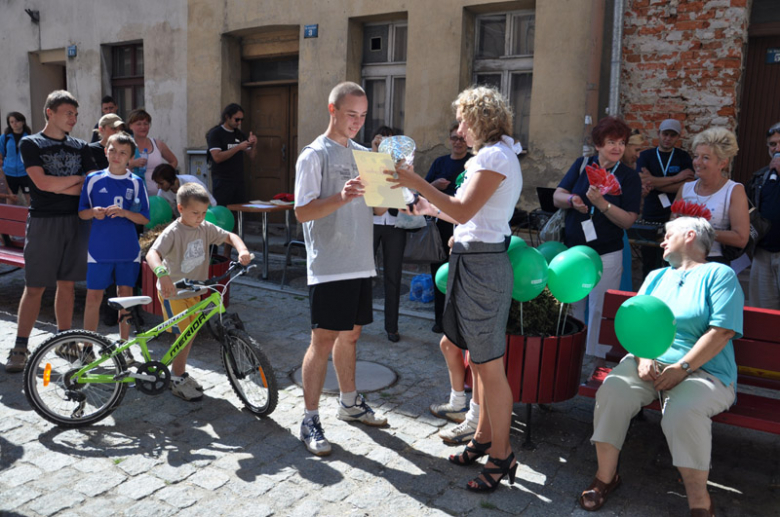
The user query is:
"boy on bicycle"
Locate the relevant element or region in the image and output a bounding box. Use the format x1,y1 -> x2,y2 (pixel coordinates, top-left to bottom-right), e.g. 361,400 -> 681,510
145,183 -> 251,401
77,132 -> 150,356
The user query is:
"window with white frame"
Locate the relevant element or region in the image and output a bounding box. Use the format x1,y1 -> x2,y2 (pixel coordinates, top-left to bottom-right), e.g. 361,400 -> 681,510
473,11 -> 534,145
361,21 -> 407,143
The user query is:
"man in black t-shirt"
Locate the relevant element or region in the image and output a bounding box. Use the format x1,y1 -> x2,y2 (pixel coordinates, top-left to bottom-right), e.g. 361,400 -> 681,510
206,103 -> 257,206
636,119 -> 695,276
748,122 -> 780,309
5,90 -> 97,373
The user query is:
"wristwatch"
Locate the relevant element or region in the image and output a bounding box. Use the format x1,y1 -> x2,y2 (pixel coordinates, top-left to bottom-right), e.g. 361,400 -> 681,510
680,361 -> 693,375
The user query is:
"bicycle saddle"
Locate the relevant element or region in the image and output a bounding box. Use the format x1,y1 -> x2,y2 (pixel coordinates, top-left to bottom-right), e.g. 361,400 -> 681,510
107,296 -> 153,310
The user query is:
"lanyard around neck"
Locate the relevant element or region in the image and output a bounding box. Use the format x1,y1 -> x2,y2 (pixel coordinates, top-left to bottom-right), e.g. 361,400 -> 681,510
656,147 -> 675,177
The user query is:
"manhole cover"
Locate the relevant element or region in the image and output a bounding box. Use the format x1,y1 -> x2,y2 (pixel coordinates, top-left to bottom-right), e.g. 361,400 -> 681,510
290,360 -> 398,394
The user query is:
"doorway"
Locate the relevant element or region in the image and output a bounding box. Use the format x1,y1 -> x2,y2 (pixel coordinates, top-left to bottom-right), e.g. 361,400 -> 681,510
247,85 -> 298,212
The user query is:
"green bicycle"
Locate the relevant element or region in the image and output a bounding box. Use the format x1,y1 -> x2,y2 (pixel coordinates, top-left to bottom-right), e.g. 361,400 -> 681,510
23,261 -> 278,428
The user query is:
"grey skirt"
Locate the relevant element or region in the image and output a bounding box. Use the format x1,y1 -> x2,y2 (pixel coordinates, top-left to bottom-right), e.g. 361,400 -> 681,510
442,240 -> 512,364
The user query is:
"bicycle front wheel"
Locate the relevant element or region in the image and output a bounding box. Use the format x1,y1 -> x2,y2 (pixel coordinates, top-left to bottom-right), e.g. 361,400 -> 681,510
222,328 -> 278,416
24,330 -> 128,428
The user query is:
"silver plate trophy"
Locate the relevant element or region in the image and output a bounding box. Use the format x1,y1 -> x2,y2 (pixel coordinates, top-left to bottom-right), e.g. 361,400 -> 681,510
378,135 -> 417,205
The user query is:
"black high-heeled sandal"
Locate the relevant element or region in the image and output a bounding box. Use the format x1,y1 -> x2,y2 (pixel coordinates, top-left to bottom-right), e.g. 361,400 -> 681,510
466,452 -> 517,492
448,439 -> 492,466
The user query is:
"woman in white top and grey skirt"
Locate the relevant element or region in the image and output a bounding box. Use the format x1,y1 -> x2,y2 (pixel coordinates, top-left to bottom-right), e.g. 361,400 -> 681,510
390,86 -> 523,492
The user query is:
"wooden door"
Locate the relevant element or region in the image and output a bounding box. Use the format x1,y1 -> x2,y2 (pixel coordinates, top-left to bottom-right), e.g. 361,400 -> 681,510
735,34 -> 780,184
247,85 -> 298,206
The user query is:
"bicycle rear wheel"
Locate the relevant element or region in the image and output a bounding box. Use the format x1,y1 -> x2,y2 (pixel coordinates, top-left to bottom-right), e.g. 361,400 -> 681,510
222,328 -> 278,416
24,330 -> 128,428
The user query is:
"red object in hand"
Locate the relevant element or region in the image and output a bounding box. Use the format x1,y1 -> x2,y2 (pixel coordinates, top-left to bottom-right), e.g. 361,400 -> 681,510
670,200 -> 712,221
585,164 -> 623,196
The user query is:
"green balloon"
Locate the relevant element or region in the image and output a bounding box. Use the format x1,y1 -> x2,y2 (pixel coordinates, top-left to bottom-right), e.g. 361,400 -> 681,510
537,241 -> 568,264
614,295 -> 676,359
145,196 -> 173,229
435,263 -> 449,294
547,249 -> 597,303
507,235 -> 527,254
569,245 -> 604,281
455,171 -> 466,188
508,246 -> 548,302
205,208 -> 218,226
210,205 -> 235,232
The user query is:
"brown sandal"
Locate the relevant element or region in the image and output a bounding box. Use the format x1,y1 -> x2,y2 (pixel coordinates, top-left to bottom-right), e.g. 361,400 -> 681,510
578,474 -> 621,511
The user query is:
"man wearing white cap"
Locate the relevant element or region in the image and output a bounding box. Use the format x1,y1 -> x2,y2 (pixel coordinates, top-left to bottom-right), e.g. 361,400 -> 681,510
636,119 -> 694,275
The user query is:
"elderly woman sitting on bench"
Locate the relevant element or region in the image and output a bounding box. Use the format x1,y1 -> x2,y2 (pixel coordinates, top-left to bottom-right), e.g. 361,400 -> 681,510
579,217 -> 743,517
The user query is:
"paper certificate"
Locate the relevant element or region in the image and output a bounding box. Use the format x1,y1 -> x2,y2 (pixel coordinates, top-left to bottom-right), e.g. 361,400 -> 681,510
352,150 -> 407,209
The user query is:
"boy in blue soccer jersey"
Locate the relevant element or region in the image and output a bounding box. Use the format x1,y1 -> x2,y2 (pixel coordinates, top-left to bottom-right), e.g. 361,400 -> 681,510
78,132 -> 150,345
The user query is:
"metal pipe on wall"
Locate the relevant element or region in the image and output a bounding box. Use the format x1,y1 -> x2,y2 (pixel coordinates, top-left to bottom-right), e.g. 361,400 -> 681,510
608,0 -> 625,116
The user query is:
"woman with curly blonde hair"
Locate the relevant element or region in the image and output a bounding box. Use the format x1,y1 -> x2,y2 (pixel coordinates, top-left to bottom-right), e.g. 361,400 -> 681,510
674,127 -> 749,264
391,85 -> 523,492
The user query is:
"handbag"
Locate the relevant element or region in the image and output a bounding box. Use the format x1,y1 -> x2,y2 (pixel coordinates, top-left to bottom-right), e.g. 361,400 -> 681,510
539,156 -> 590,242
394,212 -> 427,230
402,217 -> 447,264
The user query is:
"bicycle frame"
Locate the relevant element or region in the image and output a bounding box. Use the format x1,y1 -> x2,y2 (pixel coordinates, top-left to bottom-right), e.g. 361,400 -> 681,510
70,289 -> 227,385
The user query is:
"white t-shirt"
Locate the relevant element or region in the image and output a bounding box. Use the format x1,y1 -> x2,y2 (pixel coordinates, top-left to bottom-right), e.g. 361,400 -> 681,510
454,136 -> 523,243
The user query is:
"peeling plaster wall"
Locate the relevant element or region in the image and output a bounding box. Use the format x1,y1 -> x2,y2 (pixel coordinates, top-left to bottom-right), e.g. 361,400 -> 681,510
0,1 -> 188,162
621,0 -> 750,149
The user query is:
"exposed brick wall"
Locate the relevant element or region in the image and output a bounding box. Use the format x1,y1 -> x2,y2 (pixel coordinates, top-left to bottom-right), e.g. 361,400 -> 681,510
620,0 -> 750,147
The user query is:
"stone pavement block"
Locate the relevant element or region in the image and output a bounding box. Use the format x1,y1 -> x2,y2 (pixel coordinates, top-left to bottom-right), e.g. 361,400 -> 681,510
264,482 -> 307,511
343,478 -> 397,510
0,485 -> 41,512
115,473 -> 168,500
58,495 -> 138,517
115,454 -> 164,476
27,488 -> 85,516
150,462 -> 196,483
124,498 -> 178,517
177,495 -> 273,517
431,486 -> 484,515
0,416 -> 23,433
317,478 -> 358,503
0,463 -> 43,488
288,498 -> 323,517
188,466 -> 231,490
73,469 -> 127,497
73,457 -> 113,473
155,483 -> 210,509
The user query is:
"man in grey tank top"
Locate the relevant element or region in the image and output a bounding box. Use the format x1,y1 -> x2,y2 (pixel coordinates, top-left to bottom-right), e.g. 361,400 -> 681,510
293,82 -> 389,456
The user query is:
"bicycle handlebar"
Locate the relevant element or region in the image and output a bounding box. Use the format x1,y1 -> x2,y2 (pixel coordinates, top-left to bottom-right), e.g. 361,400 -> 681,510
174,258 -> 256,290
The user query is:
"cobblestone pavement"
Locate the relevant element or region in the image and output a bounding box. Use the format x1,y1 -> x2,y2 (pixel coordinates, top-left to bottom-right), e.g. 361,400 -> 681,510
0,264 -> 778,516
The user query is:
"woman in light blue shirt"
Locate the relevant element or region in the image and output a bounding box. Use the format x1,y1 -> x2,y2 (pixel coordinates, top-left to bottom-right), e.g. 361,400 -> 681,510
580,216 -> 743,516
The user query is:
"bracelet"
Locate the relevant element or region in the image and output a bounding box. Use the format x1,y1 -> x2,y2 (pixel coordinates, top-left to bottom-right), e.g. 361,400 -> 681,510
437,209 -> 441,217
154,265 -> 169,278
602,203 -> 611,213
567,195 -> 574,208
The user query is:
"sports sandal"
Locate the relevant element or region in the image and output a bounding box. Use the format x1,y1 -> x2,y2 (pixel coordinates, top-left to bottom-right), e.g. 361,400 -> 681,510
5,347 -> 30,373
579,474 -> 622,511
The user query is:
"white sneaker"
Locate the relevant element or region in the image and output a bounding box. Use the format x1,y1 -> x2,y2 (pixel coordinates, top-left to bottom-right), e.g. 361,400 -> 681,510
300,415 -> 332,456
429,401 -> 467,423
439,418 -> 477,444
171,374 -> 203,401
336,395 -> 388,427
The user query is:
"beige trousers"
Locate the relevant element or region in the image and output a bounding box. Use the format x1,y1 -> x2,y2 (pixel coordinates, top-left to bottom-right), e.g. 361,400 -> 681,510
591,356 -> 735,471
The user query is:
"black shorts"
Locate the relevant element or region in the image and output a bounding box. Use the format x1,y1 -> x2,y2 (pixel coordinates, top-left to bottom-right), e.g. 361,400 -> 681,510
24,215 -> 90,287
309,277 -> 373,331
6,175 -> 31,195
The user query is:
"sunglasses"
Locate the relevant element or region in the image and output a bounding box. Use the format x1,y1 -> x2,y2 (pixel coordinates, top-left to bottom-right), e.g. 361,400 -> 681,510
767,127 -> 780,137
234,118 -> 243,122
450,135 -> 466,143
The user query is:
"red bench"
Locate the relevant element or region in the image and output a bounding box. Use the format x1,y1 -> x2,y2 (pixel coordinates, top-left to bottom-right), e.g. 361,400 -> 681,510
0,204 -> 27,268
579,290 -> 780,435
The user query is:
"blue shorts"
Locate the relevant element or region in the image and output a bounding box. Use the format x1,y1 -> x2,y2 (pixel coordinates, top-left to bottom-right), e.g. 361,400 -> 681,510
86,261 -> 140,290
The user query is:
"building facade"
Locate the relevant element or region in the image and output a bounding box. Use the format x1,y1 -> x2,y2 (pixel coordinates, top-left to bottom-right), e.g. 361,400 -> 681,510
0,0 -> 777,205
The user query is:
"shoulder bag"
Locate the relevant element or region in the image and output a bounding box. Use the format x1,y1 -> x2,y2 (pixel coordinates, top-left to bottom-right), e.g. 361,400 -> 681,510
402,216 -> 447,264
539,156 -> 589,242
